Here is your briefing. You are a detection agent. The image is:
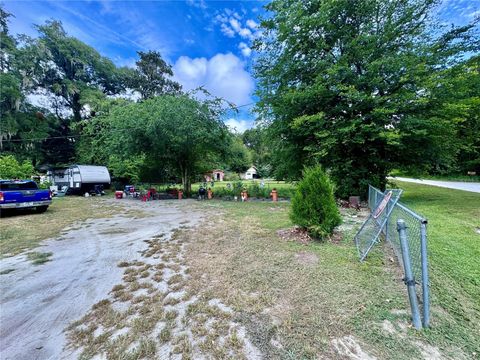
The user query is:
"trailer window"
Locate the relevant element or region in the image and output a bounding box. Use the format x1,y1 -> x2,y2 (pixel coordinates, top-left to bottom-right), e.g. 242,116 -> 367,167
0,181 -> 39,190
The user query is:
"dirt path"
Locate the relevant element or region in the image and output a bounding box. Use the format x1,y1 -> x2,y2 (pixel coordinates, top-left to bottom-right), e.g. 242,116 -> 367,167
0,199 -> 202,360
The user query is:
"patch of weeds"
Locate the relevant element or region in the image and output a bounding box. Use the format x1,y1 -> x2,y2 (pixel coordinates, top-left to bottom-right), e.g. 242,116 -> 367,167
152,273 -> 163,282
0,268 -> 15,275
115,291 -> 133,302
129,281 -> 141,292
132,295 -> 149,304
163,296 -> 181,306
167,274 -> 184,285
227,328 -> 244,349
172,334 -> 193,356
111,284 -> 125,292
158,327 -> 171,343
129,338 -> 157,359
130,316 -> 157,335
123,274 -> 136,283
124,267 -> 139,275
164,309 -> 178,321
170,281 -> 185,292
27,251 -> 53,265
92,299 -> 111,310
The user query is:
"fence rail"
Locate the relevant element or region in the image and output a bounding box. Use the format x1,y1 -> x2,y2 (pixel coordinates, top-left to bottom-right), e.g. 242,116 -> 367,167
367,185 -> 430,328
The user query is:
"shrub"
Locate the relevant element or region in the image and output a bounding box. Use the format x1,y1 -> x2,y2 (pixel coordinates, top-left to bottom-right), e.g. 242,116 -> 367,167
0,155 -> 35,179
290,165 -> 342,239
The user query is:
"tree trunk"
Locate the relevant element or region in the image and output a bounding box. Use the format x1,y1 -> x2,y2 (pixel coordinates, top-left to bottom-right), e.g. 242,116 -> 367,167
72,93 -> 82,122
181,167 -> 192,197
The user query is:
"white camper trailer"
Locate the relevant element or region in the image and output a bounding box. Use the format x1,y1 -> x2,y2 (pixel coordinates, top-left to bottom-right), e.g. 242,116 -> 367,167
48,165 -> 111,194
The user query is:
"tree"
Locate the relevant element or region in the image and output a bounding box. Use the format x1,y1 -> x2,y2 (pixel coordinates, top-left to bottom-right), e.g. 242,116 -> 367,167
225,135 -> 251,173
128,51 -> 181,100
242,126 -> 273,177
0,155 -> 35,179
254,0 -> 479,197
0,8 -> 65,167
290,165 -> 341,239
30,20 -> 129,121
84,95 -> 230,194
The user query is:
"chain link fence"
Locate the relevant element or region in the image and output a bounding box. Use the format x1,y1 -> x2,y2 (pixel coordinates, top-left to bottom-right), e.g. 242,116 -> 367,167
366,185 -> 430,328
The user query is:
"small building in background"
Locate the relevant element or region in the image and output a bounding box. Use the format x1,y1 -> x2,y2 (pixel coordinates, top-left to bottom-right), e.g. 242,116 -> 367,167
204,169 -> 225,182
242,166 -> 258,180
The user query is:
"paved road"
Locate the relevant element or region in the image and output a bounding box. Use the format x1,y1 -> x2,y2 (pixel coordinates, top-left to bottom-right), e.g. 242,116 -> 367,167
390,177 -> 480,193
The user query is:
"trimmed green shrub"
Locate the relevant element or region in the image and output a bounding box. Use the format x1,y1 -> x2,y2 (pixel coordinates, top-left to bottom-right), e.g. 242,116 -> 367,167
290,165 -> 342,239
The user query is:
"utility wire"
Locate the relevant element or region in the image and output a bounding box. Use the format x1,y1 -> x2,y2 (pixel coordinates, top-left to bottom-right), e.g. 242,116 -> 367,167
1,102 -> 257,143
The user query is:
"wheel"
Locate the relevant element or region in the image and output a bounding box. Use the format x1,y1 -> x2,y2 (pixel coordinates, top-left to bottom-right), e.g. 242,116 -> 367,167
35,206 -> 48,213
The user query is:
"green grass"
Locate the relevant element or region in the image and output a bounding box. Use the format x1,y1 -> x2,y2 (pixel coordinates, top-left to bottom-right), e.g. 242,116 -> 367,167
390,169 -> 480,182
384,181 -> 480,356
27,251 -> 53,265
136,180 -> 297,198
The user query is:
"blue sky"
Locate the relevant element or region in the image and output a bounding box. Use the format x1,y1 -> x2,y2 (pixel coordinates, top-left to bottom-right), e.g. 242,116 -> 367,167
3,0 -> 479,132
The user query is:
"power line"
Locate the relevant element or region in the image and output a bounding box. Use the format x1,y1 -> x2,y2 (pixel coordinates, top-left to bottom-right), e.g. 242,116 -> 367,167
1,102 -> 258,143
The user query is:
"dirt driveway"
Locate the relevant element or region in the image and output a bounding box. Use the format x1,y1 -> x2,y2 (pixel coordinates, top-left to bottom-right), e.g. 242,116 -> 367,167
0,199 -> 203,360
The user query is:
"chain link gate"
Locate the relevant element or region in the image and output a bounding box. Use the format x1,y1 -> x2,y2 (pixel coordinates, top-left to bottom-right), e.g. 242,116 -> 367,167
360,185 -> 430,328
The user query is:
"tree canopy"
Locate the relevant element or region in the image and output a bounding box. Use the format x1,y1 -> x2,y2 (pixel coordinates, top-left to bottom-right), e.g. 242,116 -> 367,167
254,0 -> 479,197
127,50 -> 181,99
80,95 -> 231,194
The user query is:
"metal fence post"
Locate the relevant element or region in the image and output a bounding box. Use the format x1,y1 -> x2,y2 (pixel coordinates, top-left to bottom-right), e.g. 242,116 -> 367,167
384,199 -> 389,239
397,219 -> 422,330
420,220 -> 430,328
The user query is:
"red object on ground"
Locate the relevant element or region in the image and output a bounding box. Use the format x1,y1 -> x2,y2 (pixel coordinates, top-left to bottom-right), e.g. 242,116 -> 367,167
270,189 -> 278,202
178,190 -> 183,200
207,189 -> 213,200
115,191 -> 123,199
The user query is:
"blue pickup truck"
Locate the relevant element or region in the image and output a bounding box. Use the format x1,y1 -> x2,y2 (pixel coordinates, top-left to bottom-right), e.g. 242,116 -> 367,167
0,180 -> 52,214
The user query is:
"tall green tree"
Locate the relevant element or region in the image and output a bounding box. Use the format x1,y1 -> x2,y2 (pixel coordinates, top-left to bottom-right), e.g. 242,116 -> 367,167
0,8 -> 62,166
128,51 -> 181,100
27,20 -> 129,121
254,0 -> 479,197
225,135 -> 251,173
242,126 -> 273,177
82,95 -> 230,194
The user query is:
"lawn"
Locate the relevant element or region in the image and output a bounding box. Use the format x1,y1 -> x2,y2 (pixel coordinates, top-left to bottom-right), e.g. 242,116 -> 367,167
2,183 -> 478,359
390,181 -> 480,353
182,184 -> 480,359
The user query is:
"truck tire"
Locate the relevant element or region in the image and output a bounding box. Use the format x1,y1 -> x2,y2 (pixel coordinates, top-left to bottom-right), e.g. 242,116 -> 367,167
36,206 -> 48,213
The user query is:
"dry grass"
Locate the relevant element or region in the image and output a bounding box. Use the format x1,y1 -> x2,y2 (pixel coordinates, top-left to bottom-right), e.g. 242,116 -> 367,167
0,197 -> 121,256
182,201 -> 451,359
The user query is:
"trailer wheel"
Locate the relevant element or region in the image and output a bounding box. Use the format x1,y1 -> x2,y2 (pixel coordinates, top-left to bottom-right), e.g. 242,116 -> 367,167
36,206 -> 48,213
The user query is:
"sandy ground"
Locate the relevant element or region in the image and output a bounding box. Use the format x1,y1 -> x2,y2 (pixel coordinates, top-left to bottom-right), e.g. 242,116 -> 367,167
0,199 -> 203,360
390,177 -> 480,193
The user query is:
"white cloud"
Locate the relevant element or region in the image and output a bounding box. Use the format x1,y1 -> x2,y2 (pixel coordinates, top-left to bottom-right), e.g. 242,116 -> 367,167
173,53 -> 254,106
220,23 -> 235,37
246,19 -> 258,29
215,12 -> 257,41
229,18 -> 242,32
238,27 -> 253,39
225,118 -> 251,133
186,0 -> 207,9
238,42 -> 252,57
